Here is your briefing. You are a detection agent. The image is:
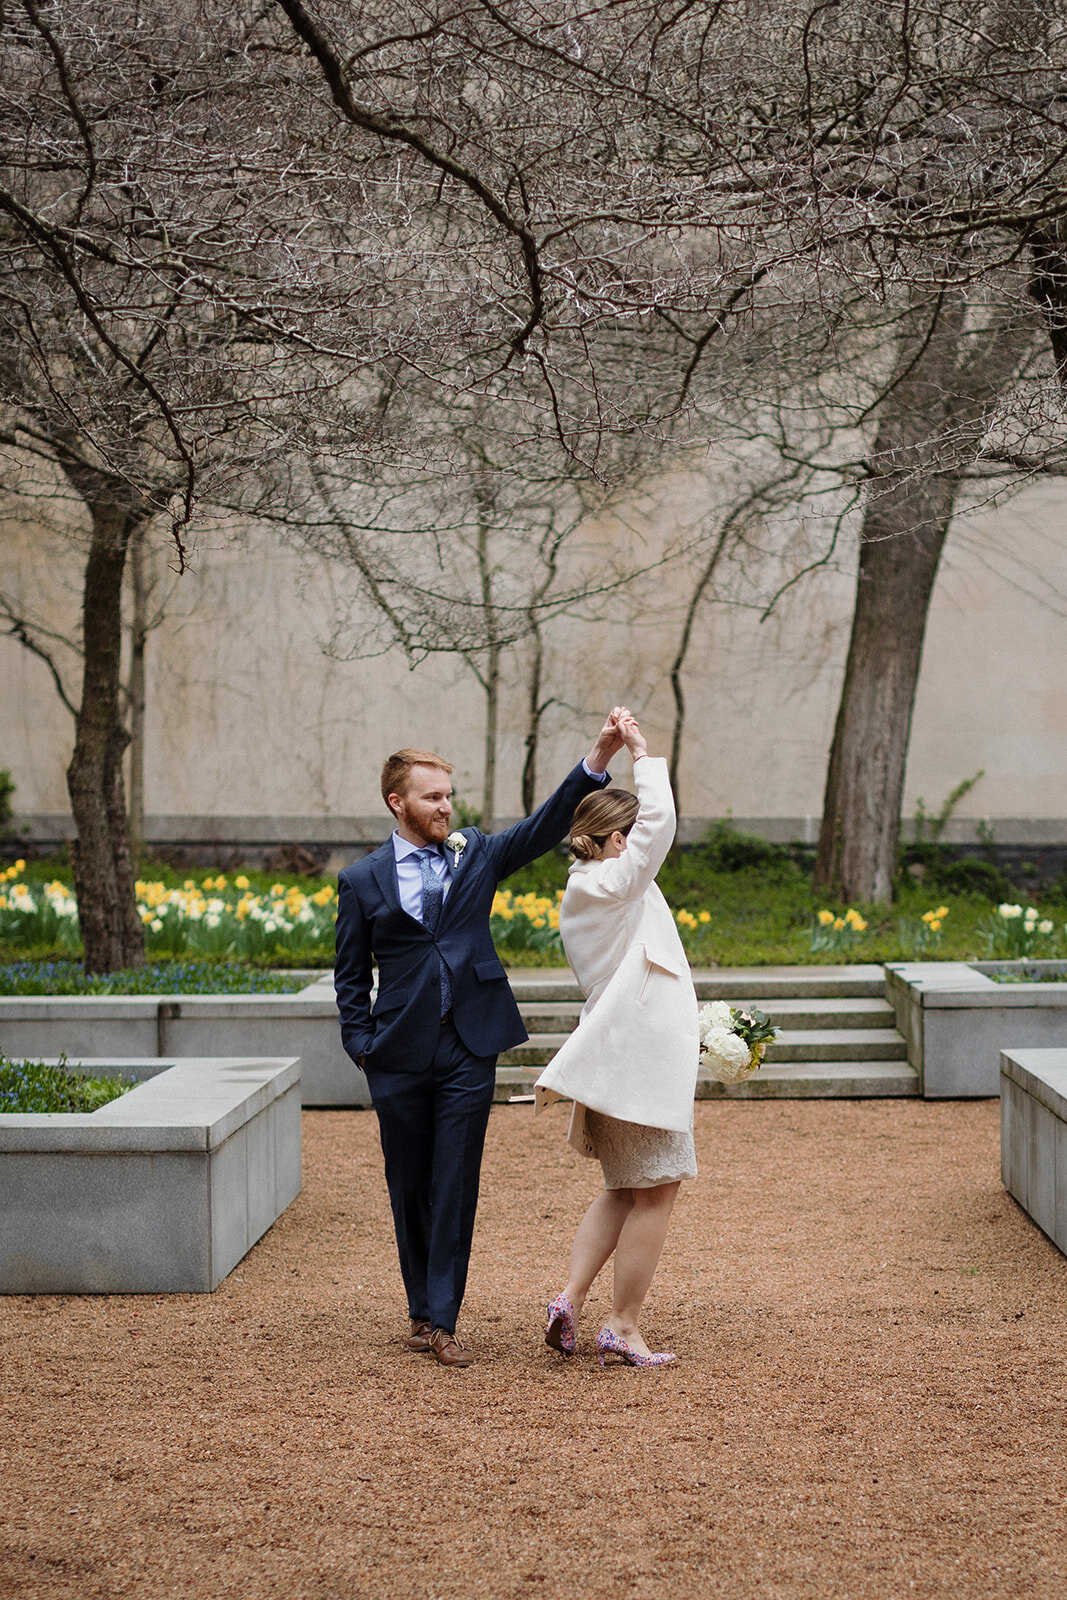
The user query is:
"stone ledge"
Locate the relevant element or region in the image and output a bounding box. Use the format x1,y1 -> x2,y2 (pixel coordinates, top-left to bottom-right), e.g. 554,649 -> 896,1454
0,980 -> 369,1108
0,1055 -> 302,1293
1000,1048 -> 1067,1256
886,962 -> 1067,1098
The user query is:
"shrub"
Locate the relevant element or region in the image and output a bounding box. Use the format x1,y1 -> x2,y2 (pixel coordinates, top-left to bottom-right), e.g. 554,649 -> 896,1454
929,856 -> 1012,901
691,819 -> 799,877
0,1051 -> 132,1113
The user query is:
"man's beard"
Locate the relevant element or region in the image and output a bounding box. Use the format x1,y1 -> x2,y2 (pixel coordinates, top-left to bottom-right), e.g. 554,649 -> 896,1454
398,802 -> 449,846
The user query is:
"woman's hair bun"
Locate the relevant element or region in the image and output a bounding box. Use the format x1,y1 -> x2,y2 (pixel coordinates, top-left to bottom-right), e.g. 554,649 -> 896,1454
568,787 -> 640,860
570,831 -> 600,862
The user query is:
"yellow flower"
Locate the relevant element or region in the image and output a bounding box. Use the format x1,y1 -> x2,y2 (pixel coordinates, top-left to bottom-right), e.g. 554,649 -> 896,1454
817,909 -> 835,926
929,918 -> 942,931
215,875 -> 227,890
311,886 -> 334,907
14,860 -> 25,872
832,917 -> 846,931
850,917 -> 867,932
844,907 -> 863,928
184,879 -> 195,891
271,884 -> 285,897
0,895 -> 7,910
921,910 -> 935,924
235,875 -> 250,890
698,910 -> 711,924
935,907 -> 949,920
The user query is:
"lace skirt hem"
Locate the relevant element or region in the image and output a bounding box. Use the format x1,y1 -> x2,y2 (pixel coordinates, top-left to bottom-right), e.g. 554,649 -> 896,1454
584,1108 -> 697,1189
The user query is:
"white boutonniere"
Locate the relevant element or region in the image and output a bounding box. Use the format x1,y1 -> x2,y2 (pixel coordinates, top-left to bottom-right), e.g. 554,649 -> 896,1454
445,831 -> 467,869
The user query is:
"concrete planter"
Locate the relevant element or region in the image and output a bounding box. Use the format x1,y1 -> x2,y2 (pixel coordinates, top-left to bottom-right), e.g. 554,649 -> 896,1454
0,1055 -> 302,1293
1001,1047 -> 1067,1256
0,974 -> 369,1107
886,961 -> 1067,1098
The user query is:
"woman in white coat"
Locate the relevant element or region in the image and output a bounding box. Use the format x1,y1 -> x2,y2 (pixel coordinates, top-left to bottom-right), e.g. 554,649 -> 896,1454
535,713 -> 699,1368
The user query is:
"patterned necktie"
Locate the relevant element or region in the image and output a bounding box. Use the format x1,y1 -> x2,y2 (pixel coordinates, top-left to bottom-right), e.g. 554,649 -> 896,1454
419,848 -> 452,1015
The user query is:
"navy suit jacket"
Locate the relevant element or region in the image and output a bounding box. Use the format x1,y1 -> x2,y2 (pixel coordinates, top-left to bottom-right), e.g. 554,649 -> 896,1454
334,762 -> 608,1074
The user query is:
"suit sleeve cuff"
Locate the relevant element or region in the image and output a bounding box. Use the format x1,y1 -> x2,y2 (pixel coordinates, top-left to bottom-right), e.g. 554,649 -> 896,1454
582,758 -> 610,781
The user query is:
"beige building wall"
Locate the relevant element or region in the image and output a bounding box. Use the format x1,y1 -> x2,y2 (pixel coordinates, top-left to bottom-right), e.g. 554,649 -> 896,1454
2,474 -> 1065,851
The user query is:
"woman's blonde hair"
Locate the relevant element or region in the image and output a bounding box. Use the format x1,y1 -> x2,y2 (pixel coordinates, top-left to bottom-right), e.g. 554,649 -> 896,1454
569,788 -> 640,861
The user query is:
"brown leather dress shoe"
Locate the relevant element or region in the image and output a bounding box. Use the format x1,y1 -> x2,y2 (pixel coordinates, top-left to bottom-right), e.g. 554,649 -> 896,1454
428,1328 -> 475,1368
405,1319 -> 433,1352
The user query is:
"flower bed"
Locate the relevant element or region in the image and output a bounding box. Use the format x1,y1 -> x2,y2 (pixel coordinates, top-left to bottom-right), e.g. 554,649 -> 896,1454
0,1054 -> 301,1292
0,961 -> 311,997
0,865 -> 336,962
0,1051 -> 131,1113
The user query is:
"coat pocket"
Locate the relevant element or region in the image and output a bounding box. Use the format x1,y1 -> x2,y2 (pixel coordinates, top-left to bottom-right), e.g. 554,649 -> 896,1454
474,958 -> 507,983
371,986 -> 408,1016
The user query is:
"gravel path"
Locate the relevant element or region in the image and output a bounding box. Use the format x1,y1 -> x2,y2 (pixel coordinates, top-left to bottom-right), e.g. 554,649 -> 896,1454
2,1099 -> 1065,1600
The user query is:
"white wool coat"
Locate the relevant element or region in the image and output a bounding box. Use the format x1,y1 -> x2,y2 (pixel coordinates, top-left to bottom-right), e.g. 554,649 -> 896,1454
535,756 -> 699,1153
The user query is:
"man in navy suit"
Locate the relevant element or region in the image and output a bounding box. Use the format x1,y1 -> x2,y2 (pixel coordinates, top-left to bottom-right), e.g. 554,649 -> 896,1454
335,712 -> 622,1366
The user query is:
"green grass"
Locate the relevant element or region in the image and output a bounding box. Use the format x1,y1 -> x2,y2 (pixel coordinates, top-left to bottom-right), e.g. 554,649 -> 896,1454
0,961 -> 312,996
3,849 -> 1066,972
504,847 -> 1067,966
0,1052 -> 133,1113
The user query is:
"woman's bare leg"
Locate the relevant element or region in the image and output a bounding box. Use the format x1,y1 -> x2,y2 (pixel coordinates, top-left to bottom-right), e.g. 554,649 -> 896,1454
604,1181 -> 681,1356
562,1187 -> 634,1314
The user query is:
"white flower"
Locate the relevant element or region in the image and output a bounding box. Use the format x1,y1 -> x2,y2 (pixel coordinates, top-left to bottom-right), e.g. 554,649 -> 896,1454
698,1000 -> 733,1036
1038,920 -> 1054,935
150,918 -> 163,933
205,914 -> 221,928
700,1027 -> 754,1083
997,904 -> 1023,919
445,830 -> 467,867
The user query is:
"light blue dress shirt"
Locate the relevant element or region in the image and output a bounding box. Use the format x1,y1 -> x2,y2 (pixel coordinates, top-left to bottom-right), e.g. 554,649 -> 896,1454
392,833 -> 450,922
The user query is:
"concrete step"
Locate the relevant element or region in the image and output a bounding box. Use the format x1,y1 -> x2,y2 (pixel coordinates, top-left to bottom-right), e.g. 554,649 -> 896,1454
506,965 -> 888,1004
764,1028 -> 908,1062
520,1001 -> 584,1034
499,1034 -> 574,1066
694,1061 -> 920,1099
518,996 -> 896,1034
501,1026 -> 907,1068
493,1060 -> 919,1103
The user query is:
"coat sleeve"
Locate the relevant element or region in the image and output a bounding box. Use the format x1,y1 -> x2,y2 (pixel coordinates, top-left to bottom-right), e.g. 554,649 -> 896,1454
333,870 -> 375,1065
594,757 -> 676,905
482,761 -> 607,881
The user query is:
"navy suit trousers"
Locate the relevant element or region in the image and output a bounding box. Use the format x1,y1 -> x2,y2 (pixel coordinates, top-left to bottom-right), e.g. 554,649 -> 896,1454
364,1019 -> 496,1334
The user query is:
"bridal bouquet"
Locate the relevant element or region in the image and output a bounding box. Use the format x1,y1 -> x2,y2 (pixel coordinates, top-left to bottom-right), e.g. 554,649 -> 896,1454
698,1000 -> 779,1084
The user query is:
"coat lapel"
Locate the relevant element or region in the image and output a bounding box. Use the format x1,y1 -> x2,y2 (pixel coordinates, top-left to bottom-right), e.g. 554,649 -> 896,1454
369,841 -> 402,914
439,831 -> 473,922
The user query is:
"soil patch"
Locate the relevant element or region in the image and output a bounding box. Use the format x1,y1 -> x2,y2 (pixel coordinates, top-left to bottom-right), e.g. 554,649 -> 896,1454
1,1099 -> 1064,1599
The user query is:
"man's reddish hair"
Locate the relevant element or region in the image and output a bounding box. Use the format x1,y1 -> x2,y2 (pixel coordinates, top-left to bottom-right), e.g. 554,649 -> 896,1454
380,749 -> 453,813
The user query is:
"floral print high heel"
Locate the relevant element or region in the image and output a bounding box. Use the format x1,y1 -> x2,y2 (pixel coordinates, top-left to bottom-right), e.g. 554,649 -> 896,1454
596,1326 -> 676,1368
545,1293 -> 577,1355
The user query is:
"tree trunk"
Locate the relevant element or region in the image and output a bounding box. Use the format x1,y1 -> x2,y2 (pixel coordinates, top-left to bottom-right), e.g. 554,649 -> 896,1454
814,292 -> 1033,902
669,522 -> 733,803
127,526 -> 148,866
521,617 -> 545,816
481,636 -> 499,833
67,502 -> 145,972
813,477 -> 957,901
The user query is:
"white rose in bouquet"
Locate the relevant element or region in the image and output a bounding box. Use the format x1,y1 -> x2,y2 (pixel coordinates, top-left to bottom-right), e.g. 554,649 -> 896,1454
698,1000 -> 778,1084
